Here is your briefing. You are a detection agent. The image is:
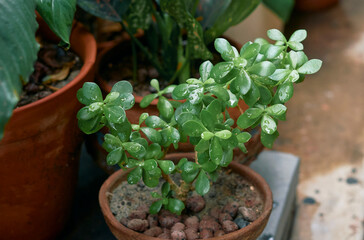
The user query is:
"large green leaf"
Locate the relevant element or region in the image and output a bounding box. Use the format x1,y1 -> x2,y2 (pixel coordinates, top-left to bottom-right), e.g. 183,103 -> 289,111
77,0 -> 131,22
36,0 -> 77,46
124,0 -> 153,33
262,0 -> 294,22
204,0 -> 261,44
160,0 -> 212,59
0,0 -> 39,140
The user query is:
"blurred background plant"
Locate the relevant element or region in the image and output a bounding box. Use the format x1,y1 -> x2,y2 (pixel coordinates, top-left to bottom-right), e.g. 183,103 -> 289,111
77,0 -> 294,85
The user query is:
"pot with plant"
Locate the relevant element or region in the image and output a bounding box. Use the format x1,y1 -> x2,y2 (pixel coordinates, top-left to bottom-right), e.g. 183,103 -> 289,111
0,1 -> 96,239
77,0 -> 294,171
77,28 -> 321,239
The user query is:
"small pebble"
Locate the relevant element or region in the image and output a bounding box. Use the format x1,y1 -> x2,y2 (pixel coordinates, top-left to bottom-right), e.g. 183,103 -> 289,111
222,220 -> 238,233
303,197 -> 316,205
239,206 -> 258,222
184,216 -> 199,231
127,219 -> 149,232
120,217 -> 128,226
129,210 -> 147,220
199,219 -> 220,232
186,195 -> 205,213
218,212 -> 232,224
346,177 -> 358,184
209,206 -> 221,220
171,230 -> 186,240
148,214 -> 159,227
234,217 -> 249,229
171,222 -> 185,231
158,232 -> 171,239
144,227 -> 163,237
185,228 -> 199,240
200,228 -> 213,239
214,229 -> 225,237
223,201 -> 240,218
159,211 -> 182,228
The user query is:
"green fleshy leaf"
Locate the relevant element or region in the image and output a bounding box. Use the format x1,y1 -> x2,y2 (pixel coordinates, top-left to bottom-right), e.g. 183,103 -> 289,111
128,166 -> 142,184
123,142 -> 146,159
145,116 -> 168,128
215,130 -> 232,139
140,94 -> 158,108
158,160 -> 175,174
182,120 -> 208,137
107,147 -> 123,165
195,139 -> 210,153
141,127 -> 162,143
210,62 -> 234,84
237,132 -> 251,143
267,29 -> 286,42
149,200 -> 163,214
161,182 -> 170,197
261,130 -> 279,148
77,82 -> 103,105
214,38 -> 235,61
157,96 -> 174,120
167,198 -> 185,215
261,114 -> 277,135
248,61 -> 276,77
199,60 -> 213,82
209,137 -> 223,165
220,149 -> 233,167
104,105 -> 126,123
277,81 -> 294,103
195,170 -> 210,196
181,161 -> 200,183
297,59 -> 322,74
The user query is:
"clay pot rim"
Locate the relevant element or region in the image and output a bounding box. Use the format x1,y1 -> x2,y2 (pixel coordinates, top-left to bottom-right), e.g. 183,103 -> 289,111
99,160 -> 273,240
11,22 -> 97,117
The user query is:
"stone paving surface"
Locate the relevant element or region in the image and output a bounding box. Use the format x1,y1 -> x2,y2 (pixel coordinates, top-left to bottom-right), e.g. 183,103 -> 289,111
273,1 -> 364,239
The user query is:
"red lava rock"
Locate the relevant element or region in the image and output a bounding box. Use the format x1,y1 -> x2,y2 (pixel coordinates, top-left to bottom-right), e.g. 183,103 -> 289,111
171,230 -> 186,240
200,228 -> 213,239
159,210 -> 182,228
218,212 -> 233,224
201,215 -> 215,221
144,227 -> 163,237
158,232 -> 172,239
139,204 -> 150,214
185,228 -> 199,240
214,229 -> 225,237
184,216 -> 199,231
129,210 -> 147,220
199,219 -> 221,232
186,195 -> 205,213
148,214 -> 159,227
171,222 -> 185,231
120,217 -> 128,226
223,201 -> 240,218
222,220 -> 238,233
239,206 -> 258,222
209,206 -> 221,220
127,219 -> 149,232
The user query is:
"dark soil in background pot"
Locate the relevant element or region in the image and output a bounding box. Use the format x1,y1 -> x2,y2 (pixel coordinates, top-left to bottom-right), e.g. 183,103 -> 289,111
98,37 -> 223,97
17,36 -> 82,107
109,169 -> 264,239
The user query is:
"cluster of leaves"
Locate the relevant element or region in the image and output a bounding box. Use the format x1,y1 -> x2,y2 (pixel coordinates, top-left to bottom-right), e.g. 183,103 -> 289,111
0,0 -> 77,140
77,0 -> 293,83
77,29 -> 321,215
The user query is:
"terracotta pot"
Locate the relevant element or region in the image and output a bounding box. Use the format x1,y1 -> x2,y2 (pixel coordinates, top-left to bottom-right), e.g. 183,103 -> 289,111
295,0 -> 339,11
0,21 -> 96,239
99,160 -> 272,240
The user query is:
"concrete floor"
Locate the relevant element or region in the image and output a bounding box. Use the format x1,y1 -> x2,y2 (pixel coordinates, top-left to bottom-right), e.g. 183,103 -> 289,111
272,0 -> 364,239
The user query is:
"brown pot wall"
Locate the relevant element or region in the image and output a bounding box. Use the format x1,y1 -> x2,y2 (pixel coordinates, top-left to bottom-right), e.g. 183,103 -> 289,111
295,0 -> 339,11
99,161 -> 273,240
0,21 -> 96,239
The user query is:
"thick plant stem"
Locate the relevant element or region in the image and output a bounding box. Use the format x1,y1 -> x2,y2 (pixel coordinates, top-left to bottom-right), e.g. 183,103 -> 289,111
161,171 -> 180,195
178,181 -> 192,202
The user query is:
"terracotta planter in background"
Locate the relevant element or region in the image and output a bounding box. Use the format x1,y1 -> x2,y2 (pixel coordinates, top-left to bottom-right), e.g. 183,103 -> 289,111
0,20 -> 96,240
99,160 -> 273,240
295,0 -> 339,11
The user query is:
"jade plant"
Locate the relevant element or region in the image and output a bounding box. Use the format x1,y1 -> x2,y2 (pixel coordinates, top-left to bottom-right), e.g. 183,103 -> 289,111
77,29 -> 321,215
77,0 -> 293,83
